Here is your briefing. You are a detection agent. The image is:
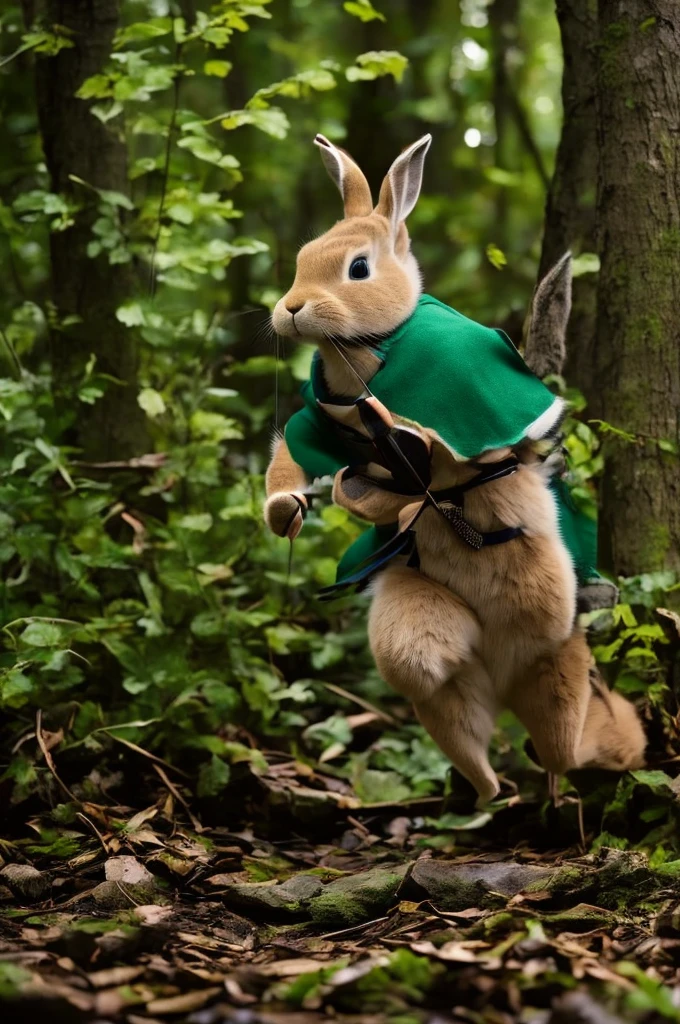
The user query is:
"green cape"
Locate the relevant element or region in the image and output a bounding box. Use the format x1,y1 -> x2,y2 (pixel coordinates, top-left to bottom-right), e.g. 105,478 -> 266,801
285,294 -> 597,585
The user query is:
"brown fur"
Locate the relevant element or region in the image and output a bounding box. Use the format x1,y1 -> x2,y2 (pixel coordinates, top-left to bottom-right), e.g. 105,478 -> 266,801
264,135 -> 646,803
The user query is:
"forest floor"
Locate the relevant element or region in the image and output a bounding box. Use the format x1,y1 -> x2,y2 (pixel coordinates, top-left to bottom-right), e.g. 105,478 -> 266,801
2,752 -> 680,1024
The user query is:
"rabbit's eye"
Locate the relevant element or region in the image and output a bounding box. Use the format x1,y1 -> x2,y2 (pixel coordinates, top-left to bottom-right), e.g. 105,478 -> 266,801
349,257 -> 370,280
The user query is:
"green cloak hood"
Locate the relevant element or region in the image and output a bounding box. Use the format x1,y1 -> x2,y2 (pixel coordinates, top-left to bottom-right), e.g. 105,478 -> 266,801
284,294 -> 597,586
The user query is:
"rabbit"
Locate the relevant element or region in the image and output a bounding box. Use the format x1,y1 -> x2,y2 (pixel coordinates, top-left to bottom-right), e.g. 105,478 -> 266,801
264,133 -> 646,805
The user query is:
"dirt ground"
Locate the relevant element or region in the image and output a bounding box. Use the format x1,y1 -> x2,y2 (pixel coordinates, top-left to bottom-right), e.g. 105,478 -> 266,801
2,755 -> 680,1024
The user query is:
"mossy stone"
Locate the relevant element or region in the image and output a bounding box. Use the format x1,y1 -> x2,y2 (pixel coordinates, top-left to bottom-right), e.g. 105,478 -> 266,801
309,864 -> 408,927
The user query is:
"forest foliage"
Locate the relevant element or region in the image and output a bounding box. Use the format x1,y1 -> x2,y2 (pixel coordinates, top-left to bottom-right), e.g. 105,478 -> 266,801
0,0 -> 678,864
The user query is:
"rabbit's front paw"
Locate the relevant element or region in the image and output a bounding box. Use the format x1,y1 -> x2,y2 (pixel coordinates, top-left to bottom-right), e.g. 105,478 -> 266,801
264,491 -> 307,540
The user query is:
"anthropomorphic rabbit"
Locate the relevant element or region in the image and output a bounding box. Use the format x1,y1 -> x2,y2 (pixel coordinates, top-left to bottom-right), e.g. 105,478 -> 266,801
263,133 -> 646,805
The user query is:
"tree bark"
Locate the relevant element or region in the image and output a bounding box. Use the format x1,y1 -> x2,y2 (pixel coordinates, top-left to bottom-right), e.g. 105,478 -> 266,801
594,1 -> 680,574
26,0 -> 148,459
538,0 -> 598,396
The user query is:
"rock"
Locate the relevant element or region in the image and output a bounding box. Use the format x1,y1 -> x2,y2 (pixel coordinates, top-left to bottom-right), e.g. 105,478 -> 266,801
541,903 -> 617,931
0,863 -> 50,902
133,904 -> 174,927
219,872 -> 324,917
410,858 -> 567,911
91,879 -> 165,911
594,848 -> 657,909
104,856 -> 156,886
309,863 -> 408,927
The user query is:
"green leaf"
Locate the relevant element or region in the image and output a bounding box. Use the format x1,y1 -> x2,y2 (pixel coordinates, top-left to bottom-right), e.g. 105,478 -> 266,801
220,107 -> 290,139
352,765 -> 411,804
572,252 -> 601,277
343,0 -> 386,22
23,29 -> 74,57
176,513 -> 213,532
116,302 -> 146,327
177,135 -> 240,170
91,101 -> 124,124
483,167 -> 523,187
137,387 -> 166,419
485,243 -> 507,270
346,50 -> 408,83
0,670 -> 34,709
204,60 -> 232,78
424,810 -> 493,831
20,621 -> 64,647
166,202 -> 194,225
197,755 -> 231,797
77,74 -> 114,100
114,19 -> 173,48
0,962 -> 33,999
630,769 -> 677,792
247,69 -> 337,110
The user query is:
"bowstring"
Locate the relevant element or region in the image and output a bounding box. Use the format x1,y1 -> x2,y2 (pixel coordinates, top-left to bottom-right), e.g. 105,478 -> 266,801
327,337 -> 441,509
274,331 -> 293,592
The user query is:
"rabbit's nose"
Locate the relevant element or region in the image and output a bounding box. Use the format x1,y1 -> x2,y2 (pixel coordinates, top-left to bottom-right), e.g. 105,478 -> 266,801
285,302 -> 305,315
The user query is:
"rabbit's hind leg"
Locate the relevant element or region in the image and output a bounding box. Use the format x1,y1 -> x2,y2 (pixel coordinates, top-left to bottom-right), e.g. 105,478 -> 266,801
368,565 -> 499,805
508,628 -> 592,775
415,664 -> 500,807
574,673 -> 646,771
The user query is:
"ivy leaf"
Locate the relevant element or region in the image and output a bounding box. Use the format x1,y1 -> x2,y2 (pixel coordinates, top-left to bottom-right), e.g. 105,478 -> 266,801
346,50 -> 408,83
343,0 -> 386,23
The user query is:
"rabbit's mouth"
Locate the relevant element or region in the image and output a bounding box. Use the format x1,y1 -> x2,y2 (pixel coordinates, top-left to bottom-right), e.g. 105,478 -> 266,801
272,297 -> 348,342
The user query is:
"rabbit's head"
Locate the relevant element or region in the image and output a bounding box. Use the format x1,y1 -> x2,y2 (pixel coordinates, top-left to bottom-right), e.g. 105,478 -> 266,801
272,133 -> 431,345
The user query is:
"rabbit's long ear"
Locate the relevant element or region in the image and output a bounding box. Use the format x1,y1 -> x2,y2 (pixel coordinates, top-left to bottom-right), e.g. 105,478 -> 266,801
523,252 -> 572,379
314,134 -> 373,218
375,134 -> 432,234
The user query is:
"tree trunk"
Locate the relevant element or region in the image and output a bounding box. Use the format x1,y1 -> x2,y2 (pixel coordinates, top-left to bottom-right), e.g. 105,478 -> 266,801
594,1 -> 680,574
26,0 -> 148,459
538,0 -> 598,396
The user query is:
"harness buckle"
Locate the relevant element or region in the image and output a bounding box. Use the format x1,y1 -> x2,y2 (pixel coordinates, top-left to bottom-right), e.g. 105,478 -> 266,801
437,500 -> 484,550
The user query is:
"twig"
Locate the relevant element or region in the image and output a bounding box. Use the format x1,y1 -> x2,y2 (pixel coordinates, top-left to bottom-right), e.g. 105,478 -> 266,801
153,762 -> 203,832
36,710 -> 77,803
71,453 -> 168,471
0,39 -> 39,71
114,880 -> 142,907
75,812 -> 109,854
318,915 -> 391,940
318,681 -> 399,726
106,733 -> 191,779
